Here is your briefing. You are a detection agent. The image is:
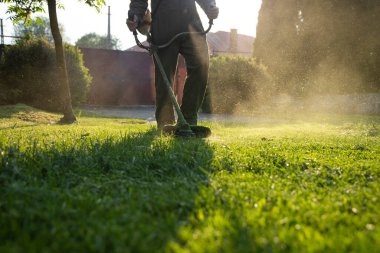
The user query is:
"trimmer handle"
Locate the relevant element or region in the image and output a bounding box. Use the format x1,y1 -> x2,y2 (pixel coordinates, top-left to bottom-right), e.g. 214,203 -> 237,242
204,19 -> 214,34
133,19 -> 214,51
133,30 -> 151,51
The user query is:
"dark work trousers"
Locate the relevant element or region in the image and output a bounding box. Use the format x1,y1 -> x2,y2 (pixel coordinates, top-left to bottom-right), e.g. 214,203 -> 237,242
153,32 -> 209,128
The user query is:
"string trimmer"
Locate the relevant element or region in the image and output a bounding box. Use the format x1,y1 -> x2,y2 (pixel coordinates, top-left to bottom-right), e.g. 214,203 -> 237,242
132,19 -> 214,138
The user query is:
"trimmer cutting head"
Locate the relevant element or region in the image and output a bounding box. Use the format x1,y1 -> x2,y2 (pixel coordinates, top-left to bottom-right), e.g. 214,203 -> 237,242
162,125 -> 211,138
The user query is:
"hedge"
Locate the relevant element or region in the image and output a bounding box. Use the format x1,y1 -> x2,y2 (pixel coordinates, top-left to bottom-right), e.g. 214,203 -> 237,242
203,55 -> 273,114
0,38 -> 91,111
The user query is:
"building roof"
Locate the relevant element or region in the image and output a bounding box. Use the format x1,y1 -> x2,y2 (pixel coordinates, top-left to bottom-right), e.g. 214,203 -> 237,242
207,31 -> 254,56
126,40 -> 150,52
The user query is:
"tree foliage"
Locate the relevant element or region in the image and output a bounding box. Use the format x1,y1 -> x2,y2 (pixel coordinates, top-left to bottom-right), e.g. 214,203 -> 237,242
254,0 -> 380,96
14,16 -> 66,43
76,33 -> 121,50
0,0 -> 45,23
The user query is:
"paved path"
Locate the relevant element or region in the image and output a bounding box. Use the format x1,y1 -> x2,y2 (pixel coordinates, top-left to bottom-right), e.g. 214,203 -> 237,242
81,105 -> 263,124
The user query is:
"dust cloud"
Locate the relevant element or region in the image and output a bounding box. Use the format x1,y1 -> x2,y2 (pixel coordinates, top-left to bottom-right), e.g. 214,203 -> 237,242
245,0 -> 380,116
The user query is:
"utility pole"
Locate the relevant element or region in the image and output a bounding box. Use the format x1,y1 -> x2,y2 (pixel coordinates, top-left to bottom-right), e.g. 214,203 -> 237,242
0,19 -> 4,45
107,6 -> 111,49
0,19 -> 4,60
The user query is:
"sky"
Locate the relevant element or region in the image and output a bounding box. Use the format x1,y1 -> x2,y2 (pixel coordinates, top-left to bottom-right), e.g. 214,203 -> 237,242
0,0 -> 262,50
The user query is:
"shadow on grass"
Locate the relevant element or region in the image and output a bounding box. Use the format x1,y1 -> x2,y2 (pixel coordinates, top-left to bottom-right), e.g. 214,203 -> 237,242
0,104 -> 38,118
0,129 -> 214,252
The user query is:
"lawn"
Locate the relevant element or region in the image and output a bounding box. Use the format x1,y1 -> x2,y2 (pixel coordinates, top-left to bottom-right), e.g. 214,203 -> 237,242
1,104 -> 379,253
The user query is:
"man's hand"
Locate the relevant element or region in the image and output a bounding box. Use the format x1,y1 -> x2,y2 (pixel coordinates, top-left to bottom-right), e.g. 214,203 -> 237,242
206,5 -> 219,20
127,15 -> 139,32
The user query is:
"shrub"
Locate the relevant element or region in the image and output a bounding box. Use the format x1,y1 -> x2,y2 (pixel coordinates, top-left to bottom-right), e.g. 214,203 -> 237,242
0,38 -> 92,111
203,55 -> 273,114
64,43 -> 92,106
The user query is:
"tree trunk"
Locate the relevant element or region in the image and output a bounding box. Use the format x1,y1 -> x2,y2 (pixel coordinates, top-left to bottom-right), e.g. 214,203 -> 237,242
47,0 -> 76,123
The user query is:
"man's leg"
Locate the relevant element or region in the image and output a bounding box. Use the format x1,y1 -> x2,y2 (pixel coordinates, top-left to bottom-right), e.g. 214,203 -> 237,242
179,33 -> 209,125
153,43 -> 180,129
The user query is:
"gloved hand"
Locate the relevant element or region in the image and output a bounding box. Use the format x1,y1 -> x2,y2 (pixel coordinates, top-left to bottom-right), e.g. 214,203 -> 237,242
206,5 -> 219,20
127,14 -> 139,32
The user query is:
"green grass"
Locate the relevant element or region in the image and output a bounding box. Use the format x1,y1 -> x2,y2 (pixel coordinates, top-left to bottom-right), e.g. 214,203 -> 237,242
1,104 -> 379,253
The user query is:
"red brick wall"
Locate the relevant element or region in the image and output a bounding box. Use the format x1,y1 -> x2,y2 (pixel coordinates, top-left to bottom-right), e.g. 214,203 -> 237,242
80,48 -> 155,106
80,47 -> 187,106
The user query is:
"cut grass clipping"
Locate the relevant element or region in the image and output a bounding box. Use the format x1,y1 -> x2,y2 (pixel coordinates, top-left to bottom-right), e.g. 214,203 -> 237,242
0,104 -> 379,253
